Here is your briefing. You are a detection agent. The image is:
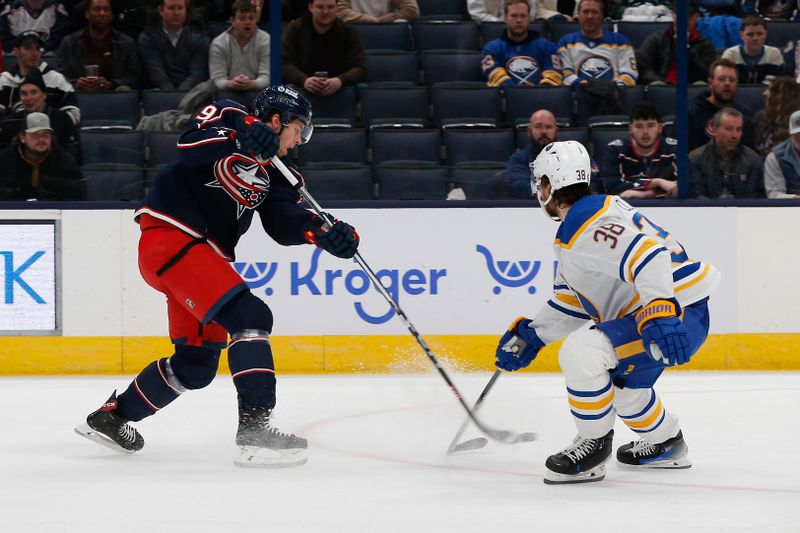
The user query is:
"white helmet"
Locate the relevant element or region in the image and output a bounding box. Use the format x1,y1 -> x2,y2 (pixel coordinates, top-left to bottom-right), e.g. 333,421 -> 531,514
529,141 -> 591,218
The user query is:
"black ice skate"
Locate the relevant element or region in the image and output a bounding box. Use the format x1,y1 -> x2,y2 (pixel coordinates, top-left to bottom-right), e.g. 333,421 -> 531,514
616,430 -> 691,469
234,406 -> 308,468
544,429 -> 614,485
74,391 -> 144,454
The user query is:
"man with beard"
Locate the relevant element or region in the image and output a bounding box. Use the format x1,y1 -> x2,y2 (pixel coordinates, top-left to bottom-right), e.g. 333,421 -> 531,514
688,58 -> 755,150
209,0 -> 271,93
505,109 -> 559,197
600,102 -> 677,199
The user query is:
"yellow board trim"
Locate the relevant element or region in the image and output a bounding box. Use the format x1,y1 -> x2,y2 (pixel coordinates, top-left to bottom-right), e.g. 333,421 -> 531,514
0,333 -> 799,375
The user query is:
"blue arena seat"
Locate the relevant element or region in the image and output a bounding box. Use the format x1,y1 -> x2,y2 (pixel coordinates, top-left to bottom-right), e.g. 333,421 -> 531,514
365,50 -> 420,84
300,162 -> 374,200
146,132 -> 181,168
76,91 -> 140,130
417,0 -> 468,20
615,21 -> 670,48
443,128 -> 515,164
504,86 -> 574,125
359,84 -> 429,127
450,161 -> 509,200
216,90 -> 259,108
369,128 -> 441,165
375,160 -> 450,199
82,165 -> 145,201
412,21 -> 480,51
420,50 -> 483,84
590,127 -> 628,161
431,82 -> 501,125
735,84 -> 768,115
621,85 -> 646,115
765,20 -> 797,50
81,131 -> 144,166
302,87 -> 358,122
555,126 -> 590,148
142,89 -> 188,114
297,128 -> 367,166
352,22 -> 413,50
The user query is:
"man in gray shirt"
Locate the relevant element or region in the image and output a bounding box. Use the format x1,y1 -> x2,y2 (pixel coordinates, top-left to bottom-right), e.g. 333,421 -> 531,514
209,0 -> 270,93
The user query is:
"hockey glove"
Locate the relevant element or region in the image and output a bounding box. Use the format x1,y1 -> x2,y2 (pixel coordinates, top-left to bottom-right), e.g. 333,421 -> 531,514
495,317 -> 546,372
235,115 -> 280,160
304,214 -> 359,259
636,299 -> 690,367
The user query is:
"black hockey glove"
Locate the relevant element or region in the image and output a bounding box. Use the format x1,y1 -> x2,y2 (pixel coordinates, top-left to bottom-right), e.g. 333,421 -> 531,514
235,114 -> 280,160
304,213 -> 359,259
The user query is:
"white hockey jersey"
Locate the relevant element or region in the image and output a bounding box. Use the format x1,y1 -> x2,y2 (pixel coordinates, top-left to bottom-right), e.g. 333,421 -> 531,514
532,194 -> 720,344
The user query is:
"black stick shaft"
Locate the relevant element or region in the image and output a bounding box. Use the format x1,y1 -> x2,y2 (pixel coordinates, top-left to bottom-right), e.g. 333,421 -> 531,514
446,370 -> 502,453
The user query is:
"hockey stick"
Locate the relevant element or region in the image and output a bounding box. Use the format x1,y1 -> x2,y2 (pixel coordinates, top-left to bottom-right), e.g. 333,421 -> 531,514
269,156 -> 529,445
446,370 -> 537,453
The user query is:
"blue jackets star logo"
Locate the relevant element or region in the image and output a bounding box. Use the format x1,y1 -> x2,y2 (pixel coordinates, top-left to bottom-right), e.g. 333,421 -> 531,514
207,153 -> 271,218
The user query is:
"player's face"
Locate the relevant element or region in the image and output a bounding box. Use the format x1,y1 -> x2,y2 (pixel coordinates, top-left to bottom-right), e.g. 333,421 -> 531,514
629,118 -> 661,151
529,115 -> 557,146
713,115 -> 743,152
231,9 -> 257,37
19,83 -> 46,112
578,0 -> 603,37
277,119 -> 305,157
159,0 -> 187,29
740,24 -> 766,55
708,67 -> 737,103
309,0 -> 337,28
504,3 -> 530,40
14,43 -> 42,70
21,130 -> 52,155
86,0 -> 112,30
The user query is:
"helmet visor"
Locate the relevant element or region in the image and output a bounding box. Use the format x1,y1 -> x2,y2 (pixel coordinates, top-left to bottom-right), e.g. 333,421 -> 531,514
299,120 -> 313,144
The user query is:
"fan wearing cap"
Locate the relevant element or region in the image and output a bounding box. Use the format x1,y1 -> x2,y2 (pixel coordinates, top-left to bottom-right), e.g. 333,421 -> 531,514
0,29 -> 80,125
0,111 -> 84,200
0,0 -> 71,53
0,67 -> 78,150
763,109 -> 800,199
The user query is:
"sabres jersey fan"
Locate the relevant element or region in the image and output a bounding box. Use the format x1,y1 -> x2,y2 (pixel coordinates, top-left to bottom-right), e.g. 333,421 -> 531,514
481,0 -> 561,87
494,141 -> 719,485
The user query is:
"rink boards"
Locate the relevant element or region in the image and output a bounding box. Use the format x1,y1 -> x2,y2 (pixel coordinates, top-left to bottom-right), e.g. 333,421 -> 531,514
0,206 -> 798,374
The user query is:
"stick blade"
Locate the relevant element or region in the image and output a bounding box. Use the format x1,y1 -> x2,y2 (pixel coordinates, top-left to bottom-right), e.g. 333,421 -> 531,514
447,437 -> 488,454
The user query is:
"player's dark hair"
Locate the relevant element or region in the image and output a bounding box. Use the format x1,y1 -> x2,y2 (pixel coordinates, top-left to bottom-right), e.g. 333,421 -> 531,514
553,183 -> 592,206
629,102 -> 661,123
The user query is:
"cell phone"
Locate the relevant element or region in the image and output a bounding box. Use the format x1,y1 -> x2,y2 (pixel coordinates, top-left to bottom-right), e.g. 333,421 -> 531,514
314,71 -> 329,78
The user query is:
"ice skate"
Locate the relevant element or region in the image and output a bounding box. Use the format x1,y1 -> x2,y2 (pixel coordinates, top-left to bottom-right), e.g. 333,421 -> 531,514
616,430 -> 691,469
234,407 -> 308,468
544,429 -> 614,485
74,391 -> 144,454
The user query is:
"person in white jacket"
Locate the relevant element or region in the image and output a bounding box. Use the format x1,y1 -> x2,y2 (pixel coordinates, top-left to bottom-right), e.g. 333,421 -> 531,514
209,0 -> 270,92
468,0 -> 536,22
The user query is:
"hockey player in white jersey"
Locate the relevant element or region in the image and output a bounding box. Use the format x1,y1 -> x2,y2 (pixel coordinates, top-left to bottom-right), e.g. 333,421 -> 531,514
495,140 -> 720,484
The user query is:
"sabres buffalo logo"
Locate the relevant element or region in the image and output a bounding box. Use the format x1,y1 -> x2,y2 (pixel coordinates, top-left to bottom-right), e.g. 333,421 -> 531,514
507,56 -> 540,86
578,56 -> 614,80
208,154 -> 271,218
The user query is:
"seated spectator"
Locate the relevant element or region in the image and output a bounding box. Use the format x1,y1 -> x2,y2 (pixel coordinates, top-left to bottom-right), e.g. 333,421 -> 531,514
688,58 -> 755,151
209,0 -> 270,93
0,30 -> 79,125
557,0 -> 637,123
609,0 -> 672,21
636,5 -> 717,86
138,0 -> 210,90
0,0 -> 70,53
534,0 -> 575,20
336,0 -> 419,23
747,0 -> 799,20
721,16 -> 784,85
282,0 -> 366,96
689,107 -> 763,199
599,102 -> 677,199
0,67 -> 78,150
482,0 -> 561,87
469,0 -> 536,21
783,39 -> 800,83
0,112 -> 84,200
754,76 -> 800,155
56,0 -> 141,92
763,109 -> 800,198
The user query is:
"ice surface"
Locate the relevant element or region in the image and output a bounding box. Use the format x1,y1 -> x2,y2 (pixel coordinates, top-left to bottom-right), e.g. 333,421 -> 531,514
1,372 -> 798,532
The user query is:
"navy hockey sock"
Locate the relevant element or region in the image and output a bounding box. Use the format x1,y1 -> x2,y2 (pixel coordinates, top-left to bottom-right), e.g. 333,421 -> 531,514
228,331 -> 276,410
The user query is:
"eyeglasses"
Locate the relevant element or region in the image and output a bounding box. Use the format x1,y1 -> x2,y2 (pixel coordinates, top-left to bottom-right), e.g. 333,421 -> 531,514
712,76 -> 737,83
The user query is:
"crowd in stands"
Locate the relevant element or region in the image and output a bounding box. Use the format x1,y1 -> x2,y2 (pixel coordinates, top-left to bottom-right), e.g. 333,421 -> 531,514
0,0 -> 797,201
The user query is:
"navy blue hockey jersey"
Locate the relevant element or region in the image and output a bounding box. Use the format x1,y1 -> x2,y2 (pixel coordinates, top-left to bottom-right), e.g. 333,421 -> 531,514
134,99 -> 314,261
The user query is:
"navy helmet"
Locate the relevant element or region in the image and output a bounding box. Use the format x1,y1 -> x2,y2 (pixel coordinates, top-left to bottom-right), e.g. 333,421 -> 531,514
250,85 -> 313,144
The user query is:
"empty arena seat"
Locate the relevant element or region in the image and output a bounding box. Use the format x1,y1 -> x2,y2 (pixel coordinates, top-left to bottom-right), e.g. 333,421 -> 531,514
504,86 -> 574,125
146,131 -> 181,168
375,160 -> 449,199
216,90 -> 259,108
352,22 -> 413,50
420,50 -> 483,84
765,20 -> 797,50
359,84 -> 429,127
369,128 -> 441,165
77,91 -> 140,130
590,127 -> 628,161
301,162 -> 374,200
430,82 -> 501,125
443,128 -> 515,164
81,131 -> 144,166
302,87 -> 358,122
450,161 -> 509,200
412,21 -> 480,51
297,128 -> 367,166
417,0 -> 468,20
82,165 -> 145,201
365,50 -> 419,84
142,89 -> 188,114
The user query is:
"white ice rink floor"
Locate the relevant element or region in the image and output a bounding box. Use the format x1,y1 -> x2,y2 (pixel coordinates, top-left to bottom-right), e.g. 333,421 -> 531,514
1,371 -> 798,533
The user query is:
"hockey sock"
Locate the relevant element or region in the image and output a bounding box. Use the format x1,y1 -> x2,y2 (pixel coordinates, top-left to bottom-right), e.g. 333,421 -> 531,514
614,387 -> 679,444
566,377 -> 616,438
228,330 -> 276,411
117,357 -> 186,422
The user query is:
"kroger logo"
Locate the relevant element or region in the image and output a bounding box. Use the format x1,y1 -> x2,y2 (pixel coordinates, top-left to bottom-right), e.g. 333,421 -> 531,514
234,248 -> 446,325
475,244 -> 541,294
0,250 -> 46,304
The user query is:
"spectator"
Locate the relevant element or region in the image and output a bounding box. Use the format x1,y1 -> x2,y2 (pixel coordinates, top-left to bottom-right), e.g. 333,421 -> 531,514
557,0 -> 637,123
754,76 -> 800,155
721,16 -> 784,85
209,0 -> 270,93
481,0 -> 561,87
0,67 -> 78,150
506,109 -> 558,197
0,0 -> 70,53
600,101 -> 678,199
689,107 -> 763,199
688,58 -> 755,150
0,30 -> 79,125
0,112 -> 84,200
468,0 -> 536,21
56,0 -> 141,92
783,39 -> 800,83
282,0 -> 366,96
636,5 -> 717,86
534,0 -> 575,20
336,0 -> 419,23
138,0 -> 210,90
764,109 -> 800,198
747,0 -> 799,20
609,0 -> 672,21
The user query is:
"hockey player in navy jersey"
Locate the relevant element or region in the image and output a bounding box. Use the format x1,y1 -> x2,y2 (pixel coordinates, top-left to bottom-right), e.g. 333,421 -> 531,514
75,85 -> 359,467
494,141 -> 719,484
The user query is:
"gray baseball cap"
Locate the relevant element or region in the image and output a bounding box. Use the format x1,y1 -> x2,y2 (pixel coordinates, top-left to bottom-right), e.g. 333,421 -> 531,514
24,112 -> 53,133
790,110 -> 800,135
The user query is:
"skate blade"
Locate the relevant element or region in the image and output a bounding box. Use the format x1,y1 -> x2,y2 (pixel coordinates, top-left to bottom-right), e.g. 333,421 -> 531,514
544,463 -> 606,485
74,423 -> 138,455
618,455 -> 692,470
234,445 -> 308,468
